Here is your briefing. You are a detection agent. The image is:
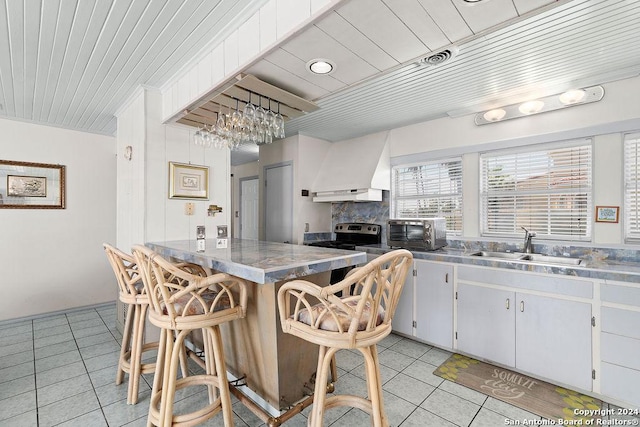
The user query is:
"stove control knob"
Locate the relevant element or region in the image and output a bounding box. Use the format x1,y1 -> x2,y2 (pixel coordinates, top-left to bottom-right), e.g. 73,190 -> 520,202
367,226 -> 372,230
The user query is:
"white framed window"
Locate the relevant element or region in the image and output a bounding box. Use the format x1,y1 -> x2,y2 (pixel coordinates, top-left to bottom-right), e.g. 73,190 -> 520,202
480,140 -> 592,240
391,158 -> 463,235
624,132 -> 640,242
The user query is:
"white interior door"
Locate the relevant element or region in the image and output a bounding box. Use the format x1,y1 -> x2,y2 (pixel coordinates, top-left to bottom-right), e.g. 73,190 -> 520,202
240,177 -> 259,240
265,163 -> 293,243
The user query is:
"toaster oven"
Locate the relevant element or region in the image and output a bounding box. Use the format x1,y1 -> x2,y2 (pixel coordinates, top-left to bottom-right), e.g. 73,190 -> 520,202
387,218 -> 447,251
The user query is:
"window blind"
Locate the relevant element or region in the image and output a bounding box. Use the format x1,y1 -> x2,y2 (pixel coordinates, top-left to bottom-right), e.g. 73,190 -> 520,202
392,159 -> 463,235
624,133 -> 640,242
480,141 -> 592,240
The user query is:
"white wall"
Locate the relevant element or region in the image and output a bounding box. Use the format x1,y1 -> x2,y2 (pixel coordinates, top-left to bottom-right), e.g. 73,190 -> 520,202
116,89 -> 231,251
388,76 -> 640,246
257,135 -> 331,242
0,118 -> 116,321
390,77 -> 640,159
296,135 -> 332,237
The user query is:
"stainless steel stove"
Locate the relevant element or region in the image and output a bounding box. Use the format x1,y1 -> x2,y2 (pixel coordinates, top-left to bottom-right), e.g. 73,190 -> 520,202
308,223 -> 381,283
308,223 -> 382,251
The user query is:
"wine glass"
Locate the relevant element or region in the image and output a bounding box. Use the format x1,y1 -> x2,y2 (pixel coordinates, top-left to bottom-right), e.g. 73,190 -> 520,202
274,102 -> 285,138
264,99 -> 275,132
205,127 -> 212,146
264,127 -> 273,144
216,111 -> 226,138
243,92 -> 256,125
255,96 -> 265,127
231,99 -> 241,126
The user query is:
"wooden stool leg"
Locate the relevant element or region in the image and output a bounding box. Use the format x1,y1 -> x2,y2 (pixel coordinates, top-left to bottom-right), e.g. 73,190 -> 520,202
330,354 -> 338,383
209,325 -> 234,427
160,330 -> 188,427
202,327 -> 218,404
361,345 -> 388,427
117,303 -> 134,386
371,346 -> 387,426
177,331 -> 189,379
127,304 -> 144,404
309,346 -> 337,427
148,328 -> 168,427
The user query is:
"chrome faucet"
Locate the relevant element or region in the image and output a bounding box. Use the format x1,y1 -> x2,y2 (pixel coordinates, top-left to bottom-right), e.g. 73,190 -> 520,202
521,226 -> 537,253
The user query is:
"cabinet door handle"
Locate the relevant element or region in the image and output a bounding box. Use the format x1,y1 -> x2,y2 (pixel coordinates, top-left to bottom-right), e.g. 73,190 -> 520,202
445,273 -> 449,283
506,298 -> 510,310
520,301 -> 524,312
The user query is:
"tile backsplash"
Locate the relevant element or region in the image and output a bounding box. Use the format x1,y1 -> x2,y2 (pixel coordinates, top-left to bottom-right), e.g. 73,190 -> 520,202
313,190 -> 640,264
331,191 -> 390,245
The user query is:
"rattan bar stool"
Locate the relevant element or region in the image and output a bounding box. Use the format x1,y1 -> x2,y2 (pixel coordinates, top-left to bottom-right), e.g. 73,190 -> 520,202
104,243 -> 159,405
132,245 -> 247,427
277,249 -> 413,427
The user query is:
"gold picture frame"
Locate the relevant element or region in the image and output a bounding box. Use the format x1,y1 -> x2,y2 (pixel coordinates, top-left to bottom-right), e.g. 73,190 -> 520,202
0,160 -> 66,209
169,162 -> 209,199
595,206 -> 619,223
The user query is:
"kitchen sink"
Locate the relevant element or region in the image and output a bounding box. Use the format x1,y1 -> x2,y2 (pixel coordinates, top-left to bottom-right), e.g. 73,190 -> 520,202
519,253 -> 583,266
470,251 -> 582,266
470,251 -> 526,260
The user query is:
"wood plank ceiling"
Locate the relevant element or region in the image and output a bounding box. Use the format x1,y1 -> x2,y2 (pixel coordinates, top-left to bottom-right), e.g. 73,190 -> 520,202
0,0 -> 267,136
1,0 -> 640,164
245,0 -> 640,142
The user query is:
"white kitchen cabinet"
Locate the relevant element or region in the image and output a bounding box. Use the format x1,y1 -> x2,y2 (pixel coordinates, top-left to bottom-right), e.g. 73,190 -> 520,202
456,265 -> 593,391
600,281 -> 640,407
515,293 -> 592,391
414,260 -> 454,349
367,253 -> 414,336
457,283 -> 516,367
391,260 -> 415,337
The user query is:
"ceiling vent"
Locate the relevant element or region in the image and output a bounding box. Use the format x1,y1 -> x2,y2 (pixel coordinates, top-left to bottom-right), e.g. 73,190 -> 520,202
419,47 -> 459,66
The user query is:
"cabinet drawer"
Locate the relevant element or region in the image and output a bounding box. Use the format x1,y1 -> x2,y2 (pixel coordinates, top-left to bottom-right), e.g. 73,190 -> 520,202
601,307 -> 640,340
457,266 -> 592,298
602,283 -> 640,307
601,332 -> 640,370
601,362 -> 640,408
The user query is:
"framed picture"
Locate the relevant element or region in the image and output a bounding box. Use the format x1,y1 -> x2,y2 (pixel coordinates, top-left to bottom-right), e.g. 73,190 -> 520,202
595,206 -> 619,223
0,160 -> 65,209
8,175 -> 47,197
169,162 -> 209,199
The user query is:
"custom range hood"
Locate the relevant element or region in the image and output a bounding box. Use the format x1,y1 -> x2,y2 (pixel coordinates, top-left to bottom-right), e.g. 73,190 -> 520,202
312,131 -> 390,202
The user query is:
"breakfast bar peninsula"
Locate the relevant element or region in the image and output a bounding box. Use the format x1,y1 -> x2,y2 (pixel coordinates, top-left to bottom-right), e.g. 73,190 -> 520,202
146,239 -> 366,425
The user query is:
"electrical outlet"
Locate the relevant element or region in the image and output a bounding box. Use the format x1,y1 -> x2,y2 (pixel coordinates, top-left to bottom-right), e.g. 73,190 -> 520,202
185,203 -> 195,215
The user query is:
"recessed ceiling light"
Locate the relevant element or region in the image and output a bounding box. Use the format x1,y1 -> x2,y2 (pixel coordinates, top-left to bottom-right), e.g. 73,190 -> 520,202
307,59 -> 335,75
463,0 -> 484,2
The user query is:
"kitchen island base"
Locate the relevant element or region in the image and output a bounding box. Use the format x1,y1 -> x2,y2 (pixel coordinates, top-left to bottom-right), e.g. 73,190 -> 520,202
145,239 -> 366,424
188,271 -> 333,426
